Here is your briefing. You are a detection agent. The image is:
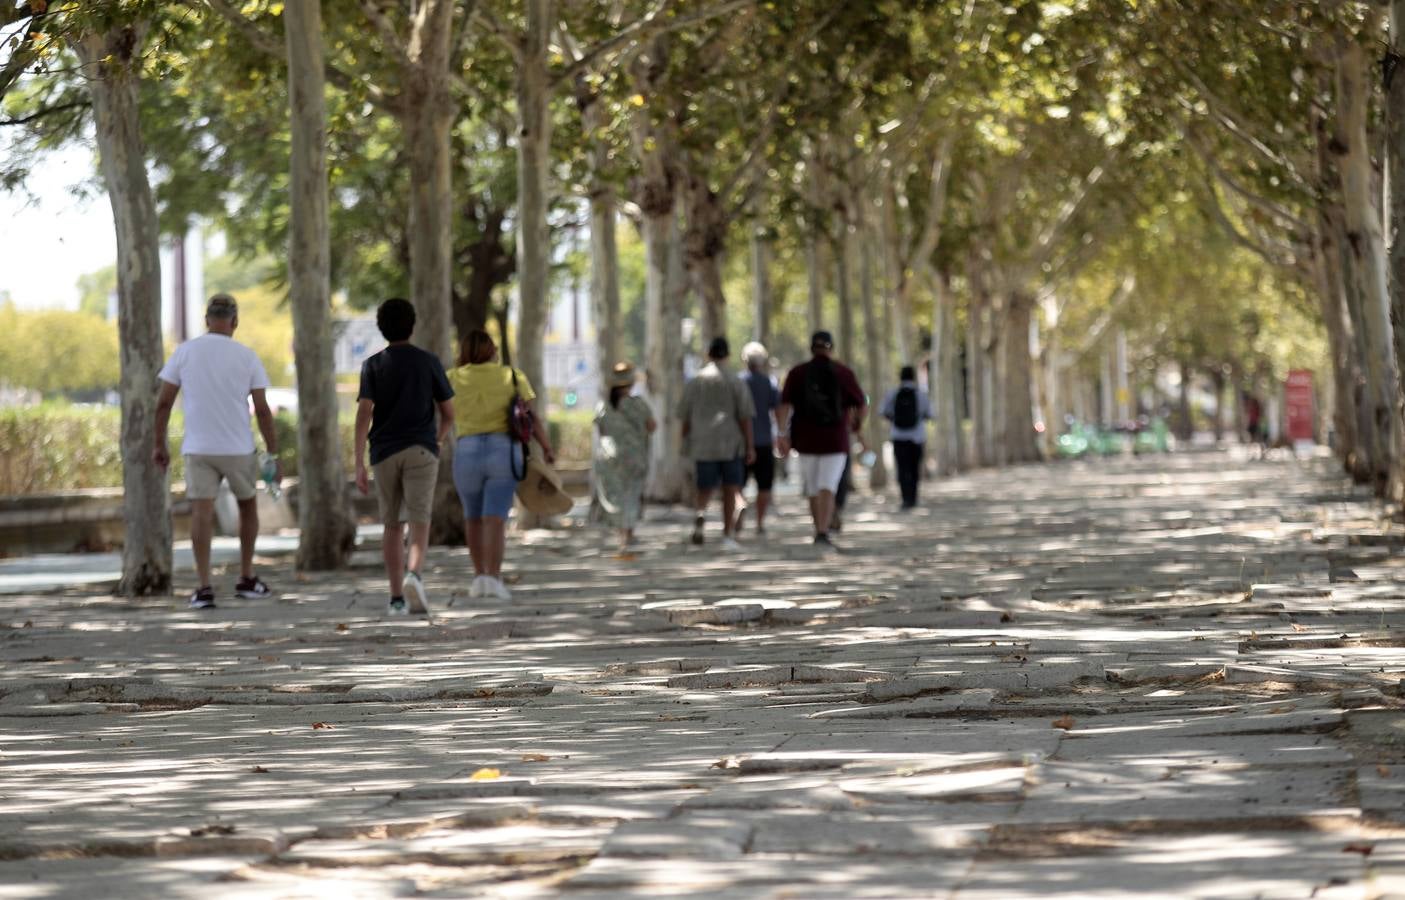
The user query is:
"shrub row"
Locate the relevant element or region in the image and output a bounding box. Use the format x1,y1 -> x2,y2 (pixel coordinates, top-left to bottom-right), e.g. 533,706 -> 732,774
0,403 -> 597,496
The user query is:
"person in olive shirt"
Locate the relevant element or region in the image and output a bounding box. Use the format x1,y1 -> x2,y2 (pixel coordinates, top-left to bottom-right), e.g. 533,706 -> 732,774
678,337 -> 756,549
354,298 -> 455,616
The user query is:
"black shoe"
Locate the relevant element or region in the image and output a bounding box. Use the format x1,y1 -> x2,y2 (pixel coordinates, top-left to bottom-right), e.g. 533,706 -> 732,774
235,576 -> 272,599
830,514 -> 843,533
814,532 -> 833,547
188,586 -> 216,610
690,517 -> 705,545
387,597 -> 407,615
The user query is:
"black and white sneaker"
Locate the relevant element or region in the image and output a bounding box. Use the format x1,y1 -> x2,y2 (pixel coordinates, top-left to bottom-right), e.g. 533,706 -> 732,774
235,576 -> 272,599
387,597 -> 408,615
188,586 -> 217,610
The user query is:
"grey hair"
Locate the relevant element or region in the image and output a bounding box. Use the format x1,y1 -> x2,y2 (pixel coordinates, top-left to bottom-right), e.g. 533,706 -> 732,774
742,341 -> 768,368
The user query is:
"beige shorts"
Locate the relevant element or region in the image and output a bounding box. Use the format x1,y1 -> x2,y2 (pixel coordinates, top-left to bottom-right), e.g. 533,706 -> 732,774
186,453 -> 258,501
374,445 -> 439,524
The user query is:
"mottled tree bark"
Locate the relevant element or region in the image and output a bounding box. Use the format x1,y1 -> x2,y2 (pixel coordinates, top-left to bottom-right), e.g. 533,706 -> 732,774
514,0 -> 553,393
1333,26 -> 1401,493
1387,0 -> 1405,498
285,0 -> 355,569
750,223 -> 772,345
76,27 -> 172,596
631,42 -> 688,501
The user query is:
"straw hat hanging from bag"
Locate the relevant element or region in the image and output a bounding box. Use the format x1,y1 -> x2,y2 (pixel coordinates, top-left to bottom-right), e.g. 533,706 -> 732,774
501,344 -> 572,516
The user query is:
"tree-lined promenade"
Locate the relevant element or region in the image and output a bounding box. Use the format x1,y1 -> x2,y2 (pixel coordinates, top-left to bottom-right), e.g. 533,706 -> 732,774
3,452 -> 1405,895
3,2 -> 1404,592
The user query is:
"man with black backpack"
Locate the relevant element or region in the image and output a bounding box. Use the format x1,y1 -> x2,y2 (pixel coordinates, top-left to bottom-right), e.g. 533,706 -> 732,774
881,365 -> 933,510
776,331 -> 867,547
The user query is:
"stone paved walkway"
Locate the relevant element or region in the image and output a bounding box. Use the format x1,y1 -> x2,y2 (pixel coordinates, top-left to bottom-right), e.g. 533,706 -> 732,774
5,450 -> 1405,898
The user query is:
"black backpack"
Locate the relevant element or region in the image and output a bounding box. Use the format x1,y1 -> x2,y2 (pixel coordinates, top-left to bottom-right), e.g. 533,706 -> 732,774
799,360 -> 842,427
892,386 -> 919,429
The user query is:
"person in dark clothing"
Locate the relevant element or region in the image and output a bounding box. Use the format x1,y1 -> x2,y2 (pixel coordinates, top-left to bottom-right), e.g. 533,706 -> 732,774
737,341 -> 780,535
881,365 -> 933,509
776,331 -> 867,547
354,298 -> 455,616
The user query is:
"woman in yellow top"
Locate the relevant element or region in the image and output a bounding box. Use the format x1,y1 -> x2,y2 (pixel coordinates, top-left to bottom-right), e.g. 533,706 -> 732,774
448,330 -> 555,601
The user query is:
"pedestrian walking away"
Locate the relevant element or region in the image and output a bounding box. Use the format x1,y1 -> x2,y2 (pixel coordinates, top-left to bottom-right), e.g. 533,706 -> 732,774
678,336 -> 756,549
153,293 -> 278,609
737,341 -> 780,536
776,330 -> 867,548
448,330 -> 556,602
594,361 -> 656,554
353,298 -> 455,617
881,365 -> 933,510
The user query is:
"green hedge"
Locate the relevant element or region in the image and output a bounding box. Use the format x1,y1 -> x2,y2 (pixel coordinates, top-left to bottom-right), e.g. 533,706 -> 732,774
0,403 -> 596,496
0,404 -> 185,494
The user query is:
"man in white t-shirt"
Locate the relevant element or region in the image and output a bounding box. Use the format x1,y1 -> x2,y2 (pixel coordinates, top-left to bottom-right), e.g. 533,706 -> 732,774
154,293 -> 279,609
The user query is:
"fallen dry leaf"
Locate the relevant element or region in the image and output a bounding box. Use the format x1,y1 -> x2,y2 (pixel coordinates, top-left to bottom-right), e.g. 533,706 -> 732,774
1378,765 -> 1392,778
1052,716 -> 1076,730
1290,623 -> 1308,633
1268,705 -> 1296,714
257,655 -> 278,663
335,623 -> 349,632
250,765 -> 269,774
711,756 -> 742,770
474,688 -> 497,698
311,722 -> 334,730
520,753 -> 551,762
190,824 -> 235,837
470,767 -> 502,780
1000,612 -> 1015,623
1342,843 -> 1374,857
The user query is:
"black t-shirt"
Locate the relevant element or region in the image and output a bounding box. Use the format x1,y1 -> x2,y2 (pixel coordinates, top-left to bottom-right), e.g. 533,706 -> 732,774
358,344 -> 454,465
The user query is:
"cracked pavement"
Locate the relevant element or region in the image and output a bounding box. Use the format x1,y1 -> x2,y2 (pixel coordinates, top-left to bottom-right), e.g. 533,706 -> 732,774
5,450 -> 1405,898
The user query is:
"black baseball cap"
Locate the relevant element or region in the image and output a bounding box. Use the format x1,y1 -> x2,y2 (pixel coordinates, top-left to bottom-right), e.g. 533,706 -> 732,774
811,330 -> 834,350
707,336 -> 730,359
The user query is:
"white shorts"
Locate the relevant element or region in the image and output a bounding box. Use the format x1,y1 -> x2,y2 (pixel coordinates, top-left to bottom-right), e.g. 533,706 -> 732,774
798,453 -> 847,497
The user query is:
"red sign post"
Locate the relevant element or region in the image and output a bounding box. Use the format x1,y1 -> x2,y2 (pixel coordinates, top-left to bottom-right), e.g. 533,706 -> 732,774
1284,370 -> 1315,443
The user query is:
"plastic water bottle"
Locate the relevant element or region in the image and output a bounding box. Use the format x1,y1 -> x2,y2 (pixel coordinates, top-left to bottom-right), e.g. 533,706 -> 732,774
259,452 -> 281,500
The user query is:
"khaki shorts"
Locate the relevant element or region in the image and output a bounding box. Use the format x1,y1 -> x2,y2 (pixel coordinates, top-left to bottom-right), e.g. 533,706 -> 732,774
374,445 -> 439,524
186,453 -> 258,501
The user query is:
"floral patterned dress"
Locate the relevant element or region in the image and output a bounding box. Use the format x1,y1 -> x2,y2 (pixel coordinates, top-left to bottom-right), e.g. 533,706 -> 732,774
594,395 -> 652,529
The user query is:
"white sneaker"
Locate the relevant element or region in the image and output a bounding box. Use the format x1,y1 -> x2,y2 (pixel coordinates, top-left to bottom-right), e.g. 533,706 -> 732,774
486,576 -> 512,601
403,571 -> 430,615
720,536 -> 741,551
468,575 -> 488,599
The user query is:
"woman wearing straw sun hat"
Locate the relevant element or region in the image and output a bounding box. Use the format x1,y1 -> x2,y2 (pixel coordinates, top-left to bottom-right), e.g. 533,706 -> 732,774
593,361 -> 655,554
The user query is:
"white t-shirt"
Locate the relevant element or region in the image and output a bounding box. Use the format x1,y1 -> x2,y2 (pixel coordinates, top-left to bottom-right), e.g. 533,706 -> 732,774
158,333 -> 271,456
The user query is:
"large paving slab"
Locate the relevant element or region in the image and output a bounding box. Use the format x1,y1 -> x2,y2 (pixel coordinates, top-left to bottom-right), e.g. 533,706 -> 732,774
4,450 -> 1405,897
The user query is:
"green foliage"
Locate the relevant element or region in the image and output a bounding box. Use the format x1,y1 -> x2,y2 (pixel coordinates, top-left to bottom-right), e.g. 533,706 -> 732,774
0,303 -> 119,394
549,408 -> 596,464
0,403 -> 183,495
75,265 -> 116,318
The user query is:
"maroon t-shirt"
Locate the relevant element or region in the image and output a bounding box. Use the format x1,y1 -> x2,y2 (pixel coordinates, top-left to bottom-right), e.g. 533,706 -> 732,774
781,358 -> 865,454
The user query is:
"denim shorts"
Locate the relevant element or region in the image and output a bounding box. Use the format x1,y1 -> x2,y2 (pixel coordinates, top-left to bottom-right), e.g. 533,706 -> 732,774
453,432 -> 522,519
696,457 -> 745,490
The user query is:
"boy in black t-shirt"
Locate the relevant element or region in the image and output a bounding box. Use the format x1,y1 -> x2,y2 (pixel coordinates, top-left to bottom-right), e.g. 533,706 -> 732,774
353,298 -> 455,616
